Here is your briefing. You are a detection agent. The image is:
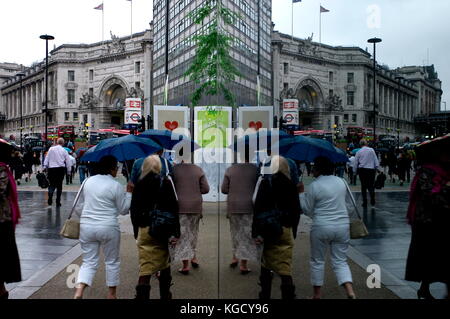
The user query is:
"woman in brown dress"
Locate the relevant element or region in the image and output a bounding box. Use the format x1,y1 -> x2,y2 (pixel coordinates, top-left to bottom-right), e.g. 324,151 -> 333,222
172,160 -> 209,274
0,139 -> 22,299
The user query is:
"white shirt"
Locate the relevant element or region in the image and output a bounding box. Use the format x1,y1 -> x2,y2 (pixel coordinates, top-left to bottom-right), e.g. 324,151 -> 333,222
76,174 -> 131,227
354,146 -> 379,170
300,175 -> 349,227
68,155 -> 76,169
347,156 -> 356,171
43,145 -> 70,169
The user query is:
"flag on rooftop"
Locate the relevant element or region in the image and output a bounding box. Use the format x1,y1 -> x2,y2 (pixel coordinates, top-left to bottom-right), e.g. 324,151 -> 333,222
94,3 -> 103,10
293,0 -> 302,3
320,5 -> 330,13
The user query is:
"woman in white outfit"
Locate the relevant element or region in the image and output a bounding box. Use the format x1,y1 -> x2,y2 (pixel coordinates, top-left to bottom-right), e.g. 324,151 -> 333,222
299,156 -> 356,299
73,155 -> 132,299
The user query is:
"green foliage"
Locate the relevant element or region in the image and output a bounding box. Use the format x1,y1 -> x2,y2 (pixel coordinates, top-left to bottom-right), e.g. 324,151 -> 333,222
184,0 -> 241,108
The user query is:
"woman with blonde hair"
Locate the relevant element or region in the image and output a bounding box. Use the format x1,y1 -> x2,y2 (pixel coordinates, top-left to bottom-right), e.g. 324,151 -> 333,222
253,155 -> 302,299
130,155 -> 180,299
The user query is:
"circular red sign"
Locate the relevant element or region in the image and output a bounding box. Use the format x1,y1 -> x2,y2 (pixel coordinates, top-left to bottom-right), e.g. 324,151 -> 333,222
284,114 -> 294,123
130,113 -> 140,122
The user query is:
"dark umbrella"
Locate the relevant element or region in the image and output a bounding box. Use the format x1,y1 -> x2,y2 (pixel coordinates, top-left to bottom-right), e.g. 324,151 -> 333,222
230,129 -> 291,152
138,129 -> 199,151
81,135 -> 162,162
276,136 -> 348,163
416,133 -> 450,162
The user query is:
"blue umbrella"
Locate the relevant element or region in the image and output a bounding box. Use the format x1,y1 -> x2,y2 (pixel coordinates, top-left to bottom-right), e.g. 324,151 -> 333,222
334,146 -> 349,163
351,148 -> 362,155
80,135 -> 162,162
276,136 -> 347,163
63,147 -> 72,153
75,147 -> 87,156
230,129 -> 291,151
138,129 -> 199,151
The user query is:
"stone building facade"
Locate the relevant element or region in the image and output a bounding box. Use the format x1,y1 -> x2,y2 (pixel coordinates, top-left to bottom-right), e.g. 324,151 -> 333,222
0,62 -> 25,135
0,31 -> 152,139
272,31 -> 442,141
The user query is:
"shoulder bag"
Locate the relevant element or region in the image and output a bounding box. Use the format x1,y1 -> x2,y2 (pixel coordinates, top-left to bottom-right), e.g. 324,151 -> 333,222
342,178 -> 369,239
60,178 -> 88,239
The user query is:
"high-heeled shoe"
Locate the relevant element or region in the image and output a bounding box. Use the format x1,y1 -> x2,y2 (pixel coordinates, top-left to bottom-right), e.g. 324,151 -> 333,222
417,289 -> 435,300
191,261 -> 199,269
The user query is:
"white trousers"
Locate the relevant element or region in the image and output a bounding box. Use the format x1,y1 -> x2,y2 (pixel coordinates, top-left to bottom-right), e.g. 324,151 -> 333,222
77,224 -> 121,287
310,224 -> 353,286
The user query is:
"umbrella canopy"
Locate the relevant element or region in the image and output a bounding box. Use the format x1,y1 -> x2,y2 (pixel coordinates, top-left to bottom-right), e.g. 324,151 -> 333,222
334,147 -> 349,163
63,147 -> 72,153
276,136 -> 348,163
415,133 -> 450,162
75,147 -> 88,155
230,129 -> 291,151
80,135 -> 163,162
138,129 -> 199,151
351,148 -> 362,155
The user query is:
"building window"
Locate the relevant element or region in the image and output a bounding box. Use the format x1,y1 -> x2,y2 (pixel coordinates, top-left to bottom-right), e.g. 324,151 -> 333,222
329,71 -> 334,83
89,88 -> 94,96
135,82 -> 141,89
283,82 -> 288,91
67,89 -> 75,104
64,112 -> 70,121
344,114 -> 349,123
352,114 -> 357,123
73,112 -> 79,121
329,89 -> 334,97
347,72 -> 354,84
334,116 -> 339,126
347,91 -> 355,106
83,114 -> 88,124
135,61 -> 141,74
89,69 -> 94,81
68,70 -> 75,82
283,63 -> 289,75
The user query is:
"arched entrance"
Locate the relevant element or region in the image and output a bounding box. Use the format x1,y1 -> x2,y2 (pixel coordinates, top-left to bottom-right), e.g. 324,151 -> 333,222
294,77 -> 324,128
99,76 -> 130,128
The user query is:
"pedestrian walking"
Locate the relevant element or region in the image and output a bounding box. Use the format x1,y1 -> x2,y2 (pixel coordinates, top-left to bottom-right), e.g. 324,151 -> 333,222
43,138 -> 71,206
397,151 -> 409,186
32,151 -> 41,174
0,140 -> 22,299
405,135 -> 450,300
66,152 -> 76,185
347,154 -> 357,185
73,155 -> 132,299
77,149 -> 88,184
172,158 -> 209,274
22,151 -> 34,182
253,155 -> 302,299
387,150 -> 398,183
128,150 -> 173,191
354,139 -> 379,207
9,151 -> 24,185
221,151 -> 260,274
299,156 -> 356,299
130,155 -> 179,299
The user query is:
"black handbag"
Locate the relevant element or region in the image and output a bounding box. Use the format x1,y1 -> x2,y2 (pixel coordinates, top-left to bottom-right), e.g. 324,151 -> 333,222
148,209 -> 178,241
254,208 -> 283,240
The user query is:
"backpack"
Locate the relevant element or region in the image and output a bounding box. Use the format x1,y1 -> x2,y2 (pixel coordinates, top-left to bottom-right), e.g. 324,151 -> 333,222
252,174 -> 283,240
36,172 -> 49,189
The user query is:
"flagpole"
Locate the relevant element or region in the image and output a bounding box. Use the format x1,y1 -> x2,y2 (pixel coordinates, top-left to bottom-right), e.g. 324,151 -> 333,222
131,0 -> 133,40
319,4 -> 322,45
291,1 -> 294,41
102,2 -> 104,44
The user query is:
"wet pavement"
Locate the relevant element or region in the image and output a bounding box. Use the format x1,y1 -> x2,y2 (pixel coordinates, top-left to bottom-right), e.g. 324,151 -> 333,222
351,191 -> 447,299
6,191 -> 78,292
7,174 -> 446,298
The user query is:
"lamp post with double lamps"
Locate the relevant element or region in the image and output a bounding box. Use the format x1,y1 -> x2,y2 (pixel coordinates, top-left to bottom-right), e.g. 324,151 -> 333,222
367,37 -> 382,145
40,34 -> 54,145
16,72 -> 26,151
395,75 -> 404,150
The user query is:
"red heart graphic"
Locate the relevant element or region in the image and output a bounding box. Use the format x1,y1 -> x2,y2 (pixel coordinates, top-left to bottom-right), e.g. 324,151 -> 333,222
249,121 -> 263,131
165,121 -> 179,131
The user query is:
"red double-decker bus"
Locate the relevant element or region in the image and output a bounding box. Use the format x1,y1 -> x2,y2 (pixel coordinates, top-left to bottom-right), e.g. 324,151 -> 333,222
46,125 -> 75,142
346,126 -> 374,142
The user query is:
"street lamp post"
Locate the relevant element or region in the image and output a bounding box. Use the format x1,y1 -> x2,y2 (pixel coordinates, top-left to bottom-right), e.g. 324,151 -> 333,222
17,72 -> 26,151
368,37 -> 382,145
395,75 -> 404,150
40,34 -> 54,145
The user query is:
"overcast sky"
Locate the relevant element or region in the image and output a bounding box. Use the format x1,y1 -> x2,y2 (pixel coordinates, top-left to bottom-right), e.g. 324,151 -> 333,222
0,0 -> 448,108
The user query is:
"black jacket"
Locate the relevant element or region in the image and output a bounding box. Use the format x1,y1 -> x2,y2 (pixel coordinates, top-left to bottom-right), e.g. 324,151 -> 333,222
252,172 -> 302,239
130,172 -> 180,239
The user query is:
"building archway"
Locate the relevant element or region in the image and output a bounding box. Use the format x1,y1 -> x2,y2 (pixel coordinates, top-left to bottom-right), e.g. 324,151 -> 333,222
294,77 -> 324,110
98,76 -> 130,128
